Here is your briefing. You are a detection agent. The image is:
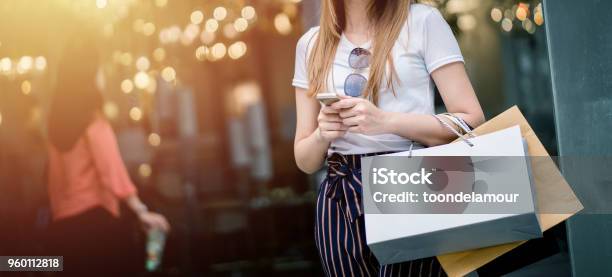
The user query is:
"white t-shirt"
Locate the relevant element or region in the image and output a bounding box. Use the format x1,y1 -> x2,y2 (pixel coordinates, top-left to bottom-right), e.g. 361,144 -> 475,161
292,4 -> 464,154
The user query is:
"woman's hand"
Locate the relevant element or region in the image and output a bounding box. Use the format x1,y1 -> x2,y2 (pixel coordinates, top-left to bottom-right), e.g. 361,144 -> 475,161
332,95 -> 390,135
317,105 -> 348,142
126,195 -> 171,233
138,211 -> 171,233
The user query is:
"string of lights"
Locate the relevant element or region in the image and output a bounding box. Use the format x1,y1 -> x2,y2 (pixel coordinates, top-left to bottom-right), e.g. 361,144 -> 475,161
0,1 -> 303,183
491,1 -> 544,33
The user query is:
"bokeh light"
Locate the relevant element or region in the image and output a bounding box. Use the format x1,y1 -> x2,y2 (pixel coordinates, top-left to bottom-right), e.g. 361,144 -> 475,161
121,79 -> 134,94
34,56 -> 47,71
534,3 -> 544,26
153,47 -> 166,62
103,102 -> 119,120
120,52 -> 133,66
205,19 -> 219,33
274,13 -> 292,35
134,71 -> 150,90
211,43 -> 227,61
95,0 -> 107,9
138,163 -> 152,178
21,80 -> 32,95
228,41 -> 247,60
143,22 -> 156,36
146,77 -> 157,94
458,14 -> 477,31
0,58 -> 12,72
181,24 -> 199,46
17,56 -> 33,74
502,18 -> 513,32
196,46 -> 209,61
234,18 -> 248,32
241,6 -> 256,20
136,56 -> 150,71
129,107 -> 143,121
522,18 -> 536,34
148,133 -> 162,147
191,10 -> 204,25
516,4 -> 529,21
161,66 -> 176,82
491,8 -> 503,22
213,7 -> 228,21
534,12 -> 544,26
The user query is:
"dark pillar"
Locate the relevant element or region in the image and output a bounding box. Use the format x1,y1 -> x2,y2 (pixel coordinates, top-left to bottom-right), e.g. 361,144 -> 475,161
543,0 -> 612,275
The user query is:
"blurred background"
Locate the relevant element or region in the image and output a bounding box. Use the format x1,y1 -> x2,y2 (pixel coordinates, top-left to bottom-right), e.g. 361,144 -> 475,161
0,0 -> 565,276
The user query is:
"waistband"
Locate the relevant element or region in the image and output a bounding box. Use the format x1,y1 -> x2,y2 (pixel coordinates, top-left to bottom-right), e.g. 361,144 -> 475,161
324,151 -> 395,223
327,151 -> 394,170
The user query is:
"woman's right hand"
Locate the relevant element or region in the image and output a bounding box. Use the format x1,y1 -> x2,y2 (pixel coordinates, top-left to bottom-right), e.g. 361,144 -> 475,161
294,88 -> 341,174
317,105 -> 348,143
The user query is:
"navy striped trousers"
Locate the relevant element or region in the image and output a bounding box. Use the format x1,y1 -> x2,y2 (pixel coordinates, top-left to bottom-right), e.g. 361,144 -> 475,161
315,153 -> 446,277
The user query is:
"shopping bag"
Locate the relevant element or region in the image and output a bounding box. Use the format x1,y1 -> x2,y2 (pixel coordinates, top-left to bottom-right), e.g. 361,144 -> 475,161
436,106 -> 584,277
361,125 -> 542,265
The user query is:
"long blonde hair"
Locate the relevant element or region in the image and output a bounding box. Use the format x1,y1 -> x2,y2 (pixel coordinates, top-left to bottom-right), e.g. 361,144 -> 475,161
307,0 -> 411,105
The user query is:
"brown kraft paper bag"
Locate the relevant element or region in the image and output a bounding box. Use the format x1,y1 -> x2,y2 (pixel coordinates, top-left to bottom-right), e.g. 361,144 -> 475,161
436,106 -> 584,277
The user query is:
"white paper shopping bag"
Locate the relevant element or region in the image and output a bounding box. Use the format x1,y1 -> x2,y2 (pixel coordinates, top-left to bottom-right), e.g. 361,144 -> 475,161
361,125 -> 542,265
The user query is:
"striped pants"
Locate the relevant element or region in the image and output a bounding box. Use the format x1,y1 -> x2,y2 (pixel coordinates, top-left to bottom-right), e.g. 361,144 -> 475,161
315,153 -> 446,277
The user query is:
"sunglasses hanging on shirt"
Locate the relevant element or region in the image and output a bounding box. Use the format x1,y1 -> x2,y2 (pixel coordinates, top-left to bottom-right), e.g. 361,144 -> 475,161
344,47 -> 371,97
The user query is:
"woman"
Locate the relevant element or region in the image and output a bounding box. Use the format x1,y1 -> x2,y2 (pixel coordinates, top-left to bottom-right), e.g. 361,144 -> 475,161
46,33 -> 170,274
293,0 -> 484,276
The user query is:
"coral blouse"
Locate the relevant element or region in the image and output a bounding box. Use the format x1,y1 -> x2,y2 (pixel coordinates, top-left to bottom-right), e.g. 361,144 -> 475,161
47,115 -> 137,221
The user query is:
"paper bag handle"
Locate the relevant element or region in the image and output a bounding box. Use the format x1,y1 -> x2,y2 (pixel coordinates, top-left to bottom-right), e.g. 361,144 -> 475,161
433,114 -> 475,147
440,113 -> 475,137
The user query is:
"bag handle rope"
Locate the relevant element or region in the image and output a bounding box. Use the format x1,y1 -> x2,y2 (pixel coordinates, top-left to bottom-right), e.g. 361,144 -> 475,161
433,114 -> 475,147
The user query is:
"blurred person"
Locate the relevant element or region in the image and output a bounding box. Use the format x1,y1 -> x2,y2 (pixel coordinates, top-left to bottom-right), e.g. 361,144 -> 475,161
46,33 -> 170,275
293,0 -> 484,276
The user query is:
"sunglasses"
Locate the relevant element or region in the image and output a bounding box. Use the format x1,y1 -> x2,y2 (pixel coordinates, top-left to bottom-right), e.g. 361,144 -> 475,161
344,47 -> 371,97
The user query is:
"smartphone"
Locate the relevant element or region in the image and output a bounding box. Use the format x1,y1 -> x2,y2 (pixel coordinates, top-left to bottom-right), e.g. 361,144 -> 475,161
316,93 -> 340,106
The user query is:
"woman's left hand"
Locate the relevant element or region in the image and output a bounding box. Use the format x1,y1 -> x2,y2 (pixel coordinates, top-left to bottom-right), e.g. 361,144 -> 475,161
332,95 -> 390,135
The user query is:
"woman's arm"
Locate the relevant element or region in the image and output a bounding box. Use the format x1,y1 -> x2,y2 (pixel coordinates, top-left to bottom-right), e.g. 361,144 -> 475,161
335,62 -> 484,146
387,62 -> 484,146
294,88 -> 346,174
87,116 -> 170,232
